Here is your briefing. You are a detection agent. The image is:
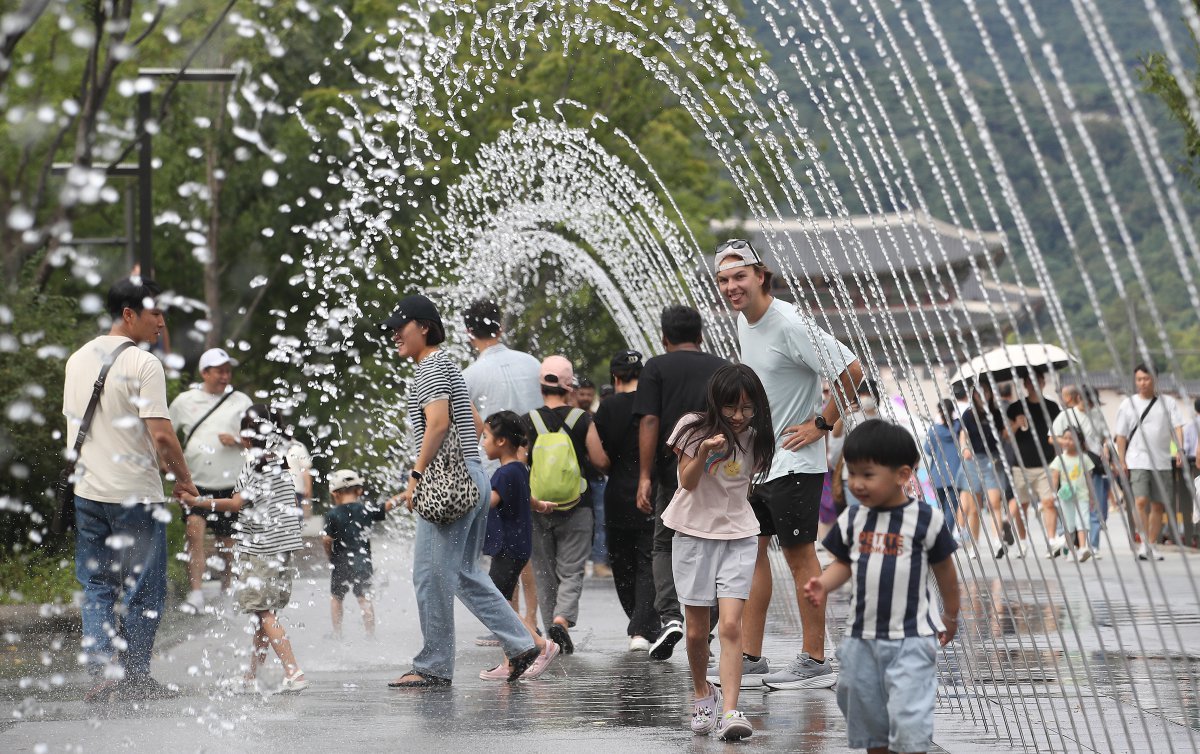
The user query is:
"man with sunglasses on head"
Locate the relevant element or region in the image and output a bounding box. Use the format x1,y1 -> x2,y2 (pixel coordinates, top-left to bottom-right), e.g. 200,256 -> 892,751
713,239 -> 864,691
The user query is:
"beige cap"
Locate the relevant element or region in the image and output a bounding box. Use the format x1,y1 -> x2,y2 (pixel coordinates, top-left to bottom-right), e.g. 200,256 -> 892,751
539,355 -> 576,389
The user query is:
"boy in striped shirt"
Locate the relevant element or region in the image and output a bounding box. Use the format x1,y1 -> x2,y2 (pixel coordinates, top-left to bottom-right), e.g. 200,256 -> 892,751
804,419 -> 960,754
183,405 -> 307,695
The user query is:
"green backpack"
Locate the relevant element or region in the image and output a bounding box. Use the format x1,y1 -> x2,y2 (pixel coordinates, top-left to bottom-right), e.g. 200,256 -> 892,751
528,407 -> 587,510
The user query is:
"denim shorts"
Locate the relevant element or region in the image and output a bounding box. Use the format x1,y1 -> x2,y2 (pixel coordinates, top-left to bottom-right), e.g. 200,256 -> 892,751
955,457 -> 1002,494
837,636 -> 938,752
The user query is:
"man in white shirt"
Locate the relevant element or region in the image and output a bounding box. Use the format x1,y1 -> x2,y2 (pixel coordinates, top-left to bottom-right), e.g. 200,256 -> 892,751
63,277 -> 197,703
285,438 -> 315,516
1115,364 -> 1186,561
713,239 -> 864,691
169,348 -> 253,611
461,299 -> 544,632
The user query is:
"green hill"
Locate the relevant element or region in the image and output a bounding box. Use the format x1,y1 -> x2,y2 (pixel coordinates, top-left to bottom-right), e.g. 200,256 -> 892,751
743,0 -> 1200,374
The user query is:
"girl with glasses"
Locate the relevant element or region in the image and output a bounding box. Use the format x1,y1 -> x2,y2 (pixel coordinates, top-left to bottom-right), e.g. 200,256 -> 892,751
660,364 -> 775,741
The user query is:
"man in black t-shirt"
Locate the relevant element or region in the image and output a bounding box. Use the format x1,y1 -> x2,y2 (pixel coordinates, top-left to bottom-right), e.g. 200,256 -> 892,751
523,356 -> 609,655
1006,372 -> 1061,555
594,350 -> 659,650
633,306 -> 729,660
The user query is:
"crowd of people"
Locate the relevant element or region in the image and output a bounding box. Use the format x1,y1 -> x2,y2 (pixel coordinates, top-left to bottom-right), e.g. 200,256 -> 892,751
60,238 -> 1197,750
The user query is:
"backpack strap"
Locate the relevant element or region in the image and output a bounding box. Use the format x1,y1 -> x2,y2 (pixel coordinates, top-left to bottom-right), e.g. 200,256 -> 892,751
529,409 -> 552,436
562,407 -> 585,431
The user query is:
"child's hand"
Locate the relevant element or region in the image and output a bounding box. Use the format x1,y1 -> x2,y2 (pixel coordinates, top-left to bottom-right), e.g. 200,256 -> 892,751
177,491 -> 200,507
938,615 -> 958,646
701,435 -> 727,454
802,576 -> 827,608
532,498 -> 554,514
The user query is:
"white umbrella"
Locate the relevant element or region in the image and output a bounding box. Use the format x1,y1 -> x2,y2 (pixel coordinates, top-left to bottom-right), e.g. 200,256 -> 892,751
950,344 -> 1077,386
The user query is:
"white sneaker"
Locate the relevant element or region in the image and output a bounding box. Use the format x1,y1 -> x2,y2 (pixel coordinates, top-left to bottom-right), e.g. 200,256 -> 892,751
181,589 -> 205,614
1012,539 -> 1028,559
1078,547 -> 1093,562
1137,543 -> 1162,561
963,544 -> 980,560
277,673 -> 309,694
629,636 -> 651,652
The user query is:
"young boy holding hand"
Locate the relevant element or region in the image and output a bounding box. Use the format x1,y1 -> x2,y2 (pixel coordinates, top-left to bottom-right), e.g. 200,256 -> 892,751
805,419 -> 960,754
322,469 -> 394,639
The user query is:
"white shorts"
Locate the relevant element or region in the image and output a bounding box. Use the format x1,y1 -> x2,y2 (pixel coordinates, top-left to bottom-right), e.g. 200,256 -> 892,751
671,534 -> 757,607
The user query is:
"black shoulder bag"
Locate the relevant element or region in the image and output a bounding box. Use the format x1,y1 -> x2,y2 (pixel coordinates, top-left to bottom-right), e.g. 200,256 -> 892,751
52,342 -> 135,534
181,389 -> 236,450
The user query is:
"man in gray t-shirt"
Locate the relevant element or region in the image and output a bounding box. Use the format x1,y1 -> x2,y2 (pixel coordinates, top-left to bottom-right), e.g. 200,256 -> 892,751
461,299 -> 542,630
714,239 -> 863,691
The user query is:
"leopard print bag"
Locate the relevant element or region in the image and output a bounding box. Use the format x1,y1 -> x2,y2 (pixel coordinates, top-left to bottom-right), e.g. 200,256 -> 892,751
412,421 -> 480,525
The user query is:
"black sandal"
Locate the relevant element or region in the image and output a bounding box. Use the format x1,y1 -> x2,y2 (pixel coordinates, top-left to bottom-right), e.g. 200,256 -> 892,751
388,670 -> 451,688
506,647 -> 541,683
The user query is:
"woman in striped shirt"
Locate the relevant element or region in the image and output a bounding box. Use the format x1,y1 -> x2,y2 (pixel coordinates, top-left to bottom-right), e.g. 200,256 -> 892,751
382,294 -> 541,688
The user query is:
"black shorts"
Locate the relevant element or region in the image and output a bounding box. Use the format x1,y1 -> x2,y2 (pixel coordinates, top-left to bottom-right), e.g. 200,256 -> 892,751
750,472 -> 824,547
488,554 -> 528,601
186,487 -> 238,538
331,565 -> 372,599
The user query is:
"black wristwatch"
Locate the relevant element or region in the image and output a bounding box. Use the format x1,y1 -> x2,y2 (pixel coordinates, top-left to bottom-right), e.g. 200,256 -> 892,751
410,469 -> 424,481
814,415 -> 833,432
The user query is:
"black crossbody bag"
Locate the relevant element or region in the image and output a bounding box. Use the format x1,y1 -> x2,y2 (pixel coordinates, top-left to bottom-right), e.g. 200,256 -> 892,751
180,389 -> 235,450
52,342 -> 135,534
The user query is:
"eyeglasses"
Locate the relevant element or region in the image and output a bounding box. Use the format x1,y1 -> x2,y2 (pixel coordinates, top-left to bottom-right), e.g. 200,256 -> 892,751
721,404 -> 756,419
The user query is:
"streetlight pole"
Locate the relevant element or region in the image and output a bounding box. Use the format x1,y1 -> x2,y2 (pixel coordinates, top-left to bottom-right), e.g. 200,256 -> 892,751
135,67 -> 236,278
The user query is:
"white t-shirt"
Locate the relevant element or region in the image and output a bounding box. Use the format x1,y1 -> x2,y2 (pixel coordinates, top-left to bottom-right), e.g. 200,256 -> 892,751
169,387 -> 253,489
1115,394 -> 1184,471
738,299 -> 857,481
62,335 -> 170,504
1051,406 -> 1101,453
285,441 -> 313,497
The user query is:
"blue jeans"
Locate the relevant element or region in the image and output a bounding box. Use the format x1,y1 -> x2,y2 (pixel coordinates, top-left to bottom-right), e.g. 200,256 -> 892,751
411,459 -> 536,679
591,478 -> 608,564
1089,474 -> 1111,550
74,496 -> 167,680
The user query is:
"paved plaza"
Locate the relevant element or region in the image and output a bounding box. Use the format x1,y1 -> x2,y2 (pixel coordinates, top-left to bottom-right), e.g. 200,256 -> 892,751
2,516 -> 1198,753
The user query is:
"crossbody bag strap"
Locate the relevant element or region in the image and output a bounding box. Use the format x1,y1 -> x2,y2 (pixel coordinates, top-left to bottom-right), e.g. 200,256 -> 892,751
1126,396 -> 1158,446
70,341 -> 137,465
182,389 -> 236,450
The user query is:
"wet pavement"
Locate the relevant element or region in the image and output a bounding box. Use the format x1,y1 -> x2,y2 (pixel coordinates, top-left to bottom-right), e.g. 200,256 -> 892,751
1,510 -> 1198,752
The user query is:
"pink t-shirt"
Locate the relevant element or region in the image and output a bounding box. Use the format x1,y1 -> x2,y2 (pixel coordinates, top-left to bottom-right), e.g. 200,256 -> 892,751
661,413 -> 761,540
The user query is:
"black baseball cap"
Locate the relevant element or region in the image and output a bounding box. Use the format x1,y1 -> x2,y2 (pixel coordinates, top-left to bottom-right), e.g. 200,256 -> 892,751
380,294 -> 442,331
610,349 -> 643,370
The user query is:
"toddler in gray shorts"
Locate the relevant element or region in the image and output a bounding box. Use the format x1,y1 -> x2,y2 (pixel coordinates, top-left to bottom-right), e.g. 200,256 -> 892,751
803,419 -> 960,753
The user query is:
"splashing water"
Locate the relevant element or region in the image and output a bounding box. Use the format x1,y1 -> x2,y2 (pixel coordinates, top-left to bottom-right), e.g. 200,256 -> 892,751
3,0 -> 1200,750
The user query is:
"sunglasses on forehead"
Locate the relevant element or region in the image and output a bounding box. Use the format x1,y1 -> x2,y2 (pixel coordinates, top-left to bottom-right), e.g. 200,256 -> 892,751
715,238 -> 763,269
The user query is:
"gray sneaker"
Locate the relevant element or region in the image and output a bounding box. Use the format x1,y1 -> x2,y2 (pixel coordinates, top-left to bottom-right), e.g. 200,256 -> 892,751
762,652 -> 837,690
707,655 -> 771,688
